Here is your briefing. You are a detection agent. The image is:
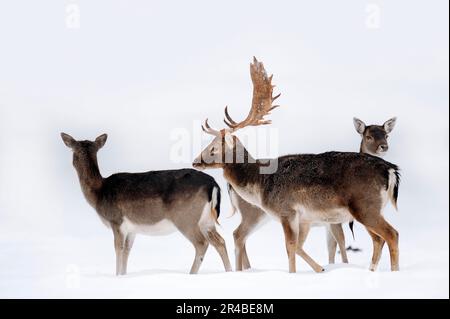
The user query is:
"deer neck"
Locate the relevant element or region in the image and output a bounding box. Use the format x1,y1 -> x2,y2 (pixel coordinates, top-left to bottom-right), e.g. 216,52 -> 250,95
359,141 -> 366,154
360,141 -> 380,157
74,155 -> 103,207
223,148 -> 263,206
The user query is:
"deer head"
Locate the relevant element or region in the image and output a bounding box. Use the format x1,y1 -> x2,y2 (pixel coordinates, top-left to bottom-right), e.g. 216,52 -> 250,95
353,117 -> 397,157
61,133 -> 107,181
193,57 -> 280,169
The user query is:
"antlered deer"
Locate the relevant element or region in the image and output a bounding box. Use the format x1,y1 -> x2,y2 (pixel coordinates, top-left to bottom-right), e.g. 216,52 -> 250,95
61,133 -> 232,275
193,58 -> 400,273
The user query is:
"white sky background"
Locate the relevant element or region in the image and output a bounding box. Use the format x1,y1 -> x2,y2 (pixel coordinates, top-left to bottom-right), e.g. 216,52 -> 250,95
0,0 -> 448,282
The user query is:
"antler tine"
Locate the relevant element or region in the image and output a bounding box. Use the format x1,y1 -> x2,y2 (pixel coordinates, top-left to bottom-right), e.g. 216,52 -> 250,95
272,93 -> 281,102
201,118 -> 221,136
224,106 -> 238,128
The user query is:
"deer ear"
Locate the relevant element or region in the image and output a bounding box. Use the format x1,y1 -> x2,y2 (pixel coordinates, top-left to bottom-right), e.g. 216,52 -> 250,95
61,133 -> 77,148
383,117 -> 397,133
224,132 -> 234,148
353,118 -> 366,134
95,134 -> 108,149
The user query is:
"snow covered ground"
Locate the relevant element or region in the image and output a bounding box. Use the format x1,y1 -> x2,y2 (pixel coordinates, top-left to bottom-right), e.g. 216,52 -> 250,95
0,195 -> 448,299
0,0 -> 448,298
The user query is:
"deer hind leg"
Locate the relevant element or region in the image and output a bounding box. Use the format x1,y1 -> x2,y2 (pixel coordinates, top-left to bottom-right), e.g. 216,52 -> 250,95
366,217 -> 399,271
112,225 -> 126,276
366,228 -> 385,271
188,231 -> 209,275
121,233 -> 136,275
177,223 -> 210,274
206,228 -> 232,272
191,238 -> 209,274
329,224 -> 348,264
296,223 -> 325,273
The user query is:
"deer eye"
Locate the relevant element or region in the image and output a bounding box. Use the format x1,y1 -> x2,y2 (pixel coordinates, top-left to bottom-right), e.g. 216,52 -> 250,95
210,147 -> 217,155
386,135 -> 389,139
366,136 -> 373,141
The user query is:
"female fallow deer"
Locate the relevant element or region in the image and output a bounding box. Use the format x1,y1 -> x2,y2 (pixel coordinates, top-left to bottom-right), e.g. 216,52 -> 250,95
61,133 -> 232,275
340,117 -> 398,252
193,58 -> 400,273
310,117 -> 400,262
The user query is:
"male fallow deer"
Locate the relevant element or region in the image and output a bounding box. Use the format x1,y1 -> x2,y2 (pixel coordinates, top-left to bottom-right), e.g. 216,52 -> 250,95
193,58 -> 400,273
61,133 -> 232,275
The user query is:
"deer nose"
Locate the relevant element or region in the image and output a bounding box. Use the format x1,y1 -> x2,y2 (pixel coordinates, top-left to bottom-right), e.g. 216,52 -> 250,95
379,144 -> 388,152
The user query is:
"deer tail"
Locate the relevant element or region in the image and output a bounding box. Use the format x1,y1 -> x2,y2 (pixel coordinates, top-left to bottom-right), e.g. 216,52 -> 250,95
388,168 -> 401,210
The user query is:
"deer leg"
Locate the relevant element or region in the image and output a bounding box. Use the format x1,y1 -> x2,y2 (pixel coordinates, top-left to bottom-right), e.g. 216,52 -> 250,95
281,215 -> 300,273
190,241 -> 209,274
233,224 -> 247,271
329,224 -> 348,263
326,226 -> 338,264
233,214 -> 266,271
112,225 -> 125,276
189,233 -> 209,275
366,217 -> 399,271
206,229 -> 232,272
242,245 -> 251,270
177,225 -> 209,274
366,228 -> 385,271
296,223 -> 325,273
121,233 -> 135,275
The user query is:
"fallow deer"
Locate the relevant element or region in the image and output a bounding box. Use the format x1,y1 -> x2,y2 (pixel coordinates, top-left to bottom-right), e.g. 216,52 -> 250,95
193,57 -> 400,273
340,117 -> 398,252
61,133 -> 232,275
308,117 -> 399,262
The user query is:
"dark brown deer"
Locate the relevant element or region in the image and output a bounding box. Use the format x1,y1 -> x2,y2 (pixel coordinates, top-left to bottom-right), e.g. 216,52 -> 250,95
61,133 -> 232,275
193,58 -> 400,273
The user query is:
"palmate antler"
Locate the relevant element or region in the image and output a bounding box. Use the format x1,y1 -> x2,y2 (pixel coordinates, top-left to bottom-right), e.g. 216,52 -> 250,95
201,57 -> 281,137
224,57 -> 281,132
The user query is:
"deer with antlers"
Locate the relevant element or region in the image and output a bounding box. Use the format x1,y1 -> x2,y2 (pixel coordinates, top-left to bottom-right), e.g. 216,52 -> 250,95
193,57 -> 400,273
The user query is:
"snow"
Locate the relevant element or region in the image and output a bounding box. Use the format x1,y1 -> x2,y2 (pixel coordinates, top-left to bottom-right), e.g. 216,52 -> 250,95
0,198 -> 448,298
0,0 -> 448,299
